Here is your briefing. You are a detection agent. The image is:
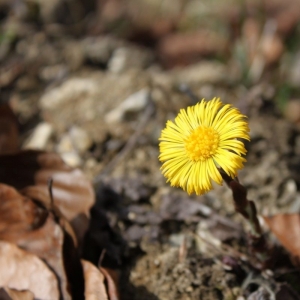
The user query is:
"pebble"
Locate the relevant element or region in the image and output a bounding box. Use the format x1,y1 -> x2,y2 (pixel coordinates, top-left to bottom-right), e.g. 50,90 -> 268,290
108,47 -> 154,73
261,34 -> 284,65
284,99 -> 300,123
23,122 -> 53,150
39,77 -> 98,110
105,89 -> 149,123
56,134 -> 81,167
56,134 -> 73,153
69,126 -> 92,154
169,233 -> 185,247
60,151 -> 82,168
81,36 -> 122,65
173,61 -> 227,85
40,64 -> 68,83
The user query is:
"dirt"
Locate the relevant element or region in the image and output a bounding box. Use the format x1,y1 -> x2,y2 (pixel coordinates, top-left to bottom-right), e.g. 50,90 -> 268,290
2,0 -> 300,299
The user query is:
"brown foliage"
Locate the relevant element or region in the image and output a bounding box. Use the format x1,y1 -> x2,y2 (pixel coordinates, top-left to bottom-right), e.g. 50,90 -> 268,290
0,241 -> 59,299
264,214 -> 300,262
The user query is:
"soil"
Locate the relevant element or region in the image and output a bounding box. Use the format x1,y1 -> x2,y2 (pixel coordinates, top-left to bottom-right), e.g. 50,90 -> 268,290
2,0 -> 300,299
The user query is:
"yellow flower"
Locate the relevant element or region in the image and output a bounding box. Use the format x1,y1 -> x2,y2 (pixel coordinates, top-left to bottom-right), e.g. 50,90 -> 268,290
159,98 -> 250,195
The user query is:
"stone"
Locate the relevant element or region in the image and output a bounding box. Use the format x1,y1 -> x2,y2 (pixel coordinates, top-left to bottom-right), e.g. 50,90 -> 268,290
108,47 -> 154,73
284,99 -> 300,123
56,134 -> 73,153
60,151 -> 82,168
39,77 -> 99,111
105,89 -> 149,123
81,36 -> 123,65
69,126 -> 93,154
172,61 -> 227,85
23,122 -> 53,150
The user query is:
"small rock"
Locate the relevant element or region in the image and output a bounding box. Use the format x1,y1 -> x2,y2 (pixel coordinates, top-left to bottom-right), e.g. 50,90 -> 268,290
105,89 -> 149,123
278,179 -> 297,207
85,157 -> 97,169
39,77 -> 98,110
173,61 -> 227,85
261,34 -> 284,65
40,64 -> 68,83
60,151 -> 82,168
108,47 -> 154,73
81,36 -> 123,65
23,122 -> 53,150
284,99 -> 300,123
69,126 -> 92,154
63,40 -> 84,71
169,233 -> 185,247
56,134 -> 73,153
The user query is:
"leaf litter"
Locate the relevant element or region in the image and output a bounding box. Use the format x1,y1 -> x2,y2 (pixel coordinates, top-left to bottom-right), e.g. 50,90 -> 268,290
2,0 -> 300,299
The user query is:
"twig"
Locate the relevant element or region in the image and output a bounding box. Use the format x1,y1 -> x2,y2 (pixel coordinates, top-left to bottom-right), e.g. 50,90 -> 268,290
47,177 -> 54,208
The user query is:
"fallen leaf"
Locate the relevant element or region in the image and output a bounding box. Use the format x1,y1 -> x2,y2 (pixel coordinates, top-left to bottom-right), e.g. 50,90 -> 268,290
0,241 -> 59,299
0,183 -> 47,241
81,260 -> 108,300
157,30 -> 228,67
0,104 -> 18,154
0,150 -> 95,243
99,267 -> 119,300
264,214 -> 300,260
0,184 -> 82,300
0,287 -> 34,300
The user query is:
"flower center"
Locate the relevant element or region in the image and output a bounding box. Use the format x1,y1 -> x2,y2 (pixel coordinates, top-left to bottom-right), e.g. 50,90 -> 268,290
184,126 -> 219,161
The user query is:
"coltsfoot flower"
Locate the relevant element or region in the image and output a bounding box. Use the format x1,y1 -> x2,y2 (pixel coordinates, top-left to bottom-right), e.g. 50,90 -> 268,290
159,98 -> 250,195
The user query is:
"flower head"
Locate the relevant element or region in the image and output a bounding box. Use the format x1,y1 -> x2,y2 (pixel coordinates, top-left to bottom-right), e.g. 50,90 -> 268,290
159,98 -> 250,195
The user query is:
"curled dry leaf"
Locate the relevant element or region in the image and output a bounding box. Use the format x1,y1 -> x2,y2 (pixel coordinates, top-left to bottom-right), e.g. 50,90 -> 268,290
99,267 -> 119,300
0,150 -> 95,243
81,260 -> 108,300
264,214 -> 300,260
0,241 -> 59,300
0,184 -> 82,300
0,287 -> 34,300
0,104 -> 19,154
0,183 -> 47,240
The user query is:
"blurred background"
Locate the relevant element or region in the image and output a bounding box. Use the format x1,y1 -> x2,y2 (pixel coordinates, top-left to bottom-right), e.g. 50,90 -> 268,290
2,0 -> 300,299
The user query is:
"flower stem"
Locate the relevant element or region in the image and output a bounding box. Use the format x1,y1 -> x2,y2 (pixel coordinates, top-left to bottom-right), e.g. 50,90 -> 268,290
220,170 -> 271,268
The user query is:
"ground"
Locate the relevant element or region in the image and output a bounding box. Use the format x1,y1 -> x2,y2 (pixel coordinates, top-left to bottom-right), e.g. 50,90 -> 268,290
1,0 -> 300,299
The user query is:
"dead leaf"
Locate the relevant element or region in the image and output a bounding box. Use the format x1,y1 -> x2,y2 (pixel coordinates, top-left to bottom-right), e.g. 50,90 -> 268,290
0,104 -> 18,154
0,150 -> 95,243
264,214 -> 300,260
0,183 -> 47,240
99,267 -> 119,300
0,241 -> 59,299
81,260 -> 108,300
157,30 -> 228,67
0,287 -> 34,300
0,184 -> 83,300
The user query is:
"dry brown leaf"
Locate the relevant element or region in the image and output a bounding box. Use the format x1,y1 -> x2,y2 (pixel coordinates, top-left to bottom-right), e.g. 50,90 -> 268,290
0,287 -> 34,300
157,30 -> 228,67
0,241 -> 59,299
0,104 -> 18,154
0,184 -> 83,300
81,260 -> 108,300
0,183 -> 47,240
99,267 -> 119,300
0,150 -> 95,242
264,214 -> 300,259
